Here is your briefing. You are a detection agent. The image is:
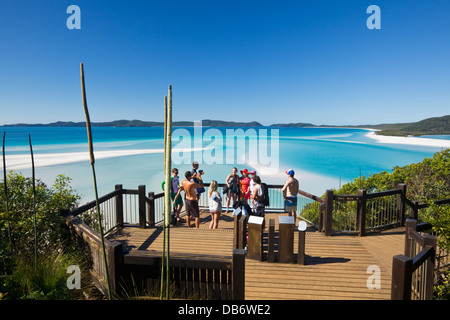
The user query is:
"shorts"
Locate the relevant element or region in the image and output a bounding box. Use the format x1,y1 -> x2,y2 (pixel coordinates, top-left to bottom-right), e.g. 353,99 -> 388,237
252,201 -> 265,217
227,186 -> 239,197
241,190 -> 251,200
171,192 -> 183,206
185,199 -> 200,218
285,196 -> 298,211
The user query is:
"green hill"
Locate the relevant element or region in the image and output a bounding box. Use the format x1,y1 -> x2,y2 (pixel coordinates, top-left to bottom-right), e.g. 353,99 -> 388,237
369,115 -> 450,136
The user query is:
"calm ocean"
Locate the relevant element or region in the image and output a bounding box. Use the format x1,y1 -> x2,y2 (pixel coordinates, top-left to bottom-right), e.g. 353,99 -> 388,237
1,126 -> 449,203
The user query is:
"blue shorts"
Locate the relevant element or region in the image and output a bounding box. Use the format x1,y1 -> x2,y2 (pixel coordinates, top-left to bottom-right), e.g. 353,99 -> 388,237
285,196 -> 297,211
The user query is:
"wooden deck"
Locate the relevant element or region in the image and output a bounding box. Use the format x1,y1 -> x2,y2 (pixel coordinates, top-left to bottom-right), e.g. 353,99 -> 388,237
107,211 -> 405,300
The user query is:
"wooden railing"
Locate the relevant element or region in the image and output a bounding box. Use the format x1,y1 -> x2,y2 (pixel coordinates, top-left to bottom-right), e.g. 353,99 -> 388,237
122,249 -> 245,300
323,184 -> 407,236
323,184 -> 450,237
404,197 -> 450,221
62,184 -> 246,300
64,213 -> 123,296
391,219 -> 437,300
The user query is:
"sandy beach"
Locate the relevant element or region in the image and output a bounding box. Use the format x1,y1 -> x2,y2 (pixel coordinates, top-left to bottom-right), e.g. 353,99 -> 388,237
366,131 -> 450,148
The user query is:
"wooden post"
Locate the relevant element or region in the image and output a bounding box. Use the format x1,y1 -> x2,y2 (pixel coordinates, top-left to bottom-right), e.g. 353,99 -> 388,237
148,191 -> 155,226
411,201 -> 419,220
297,229 -> 306,265
138,185 -> 146,229
107,241 -> 123,296
232,249 -> 245,300
423,235 -> 437,300
397,184 -> 407,226
324,190 -> 334,236
233,211 -> 242,249
278,216 -> 295,263
318,203 -> 324,232
238,214 -> 247,250
247,216 -> 264,261
404,219 -> 417,258
358,189 -> 367,237
391,254 -> 413,300
267,219 -> 275,263
115,184 -> 123,229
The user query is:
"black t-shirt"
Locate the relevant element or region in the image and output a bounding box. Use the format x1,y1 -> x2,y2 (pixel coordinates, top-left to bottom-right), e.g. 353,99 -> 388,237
191,168 -> 199,184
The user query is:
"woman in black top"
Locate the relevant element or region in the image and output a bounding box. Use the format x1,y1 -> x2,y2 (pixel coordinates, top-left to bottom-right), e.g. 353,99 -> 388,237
225,167 -> 240,213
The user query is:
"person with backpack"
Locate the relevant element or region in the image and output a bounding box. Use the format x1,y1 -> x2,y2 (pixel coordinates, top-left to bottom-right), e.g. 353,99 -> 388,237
251,175 -> 265,218
224,167 -> 240,214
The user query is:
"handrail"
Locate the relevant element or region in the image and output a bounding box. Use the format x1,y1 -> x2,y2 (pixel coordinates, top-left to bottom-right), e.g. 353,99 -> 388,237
404,196 -> 450,220
407,228 -> 435,248
298,189 -> 324,203
334,188 -> 401,201
69,189 -> 121,217
411,246 -> 435,272
365,188 -> 402,199
391,218 -> 437,300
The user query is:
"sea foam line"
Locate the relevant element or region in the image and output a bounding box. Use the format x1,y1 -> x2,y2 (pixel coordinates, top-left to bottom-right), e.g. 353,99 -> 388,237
1,147 -> 206,170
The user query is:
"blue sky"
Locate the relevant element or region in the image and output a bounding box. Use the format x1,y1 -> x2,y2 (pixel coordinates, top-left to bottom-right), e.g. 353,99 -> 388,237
1,1 -> 449,126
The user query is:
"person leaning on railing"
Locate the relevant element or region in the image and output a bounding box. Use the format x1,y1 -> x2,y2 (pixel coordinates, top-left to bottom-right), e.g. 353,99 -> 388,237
282,169 -> 299,225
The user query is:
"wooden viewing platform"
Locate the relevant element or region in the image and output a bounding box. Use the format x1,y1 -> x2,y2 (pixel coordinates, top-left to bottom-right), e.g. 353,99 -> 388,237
107,210 -> 405,300
64,183 -> 445,300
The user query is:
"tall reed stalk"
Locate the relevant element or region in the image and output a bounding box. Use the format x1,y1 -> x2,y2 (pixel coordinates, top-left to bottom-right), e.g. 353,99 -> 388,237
160,86 -> 172,300
80,62 -> 112,300
28,134 -> 37,265
2,132 -> 12,253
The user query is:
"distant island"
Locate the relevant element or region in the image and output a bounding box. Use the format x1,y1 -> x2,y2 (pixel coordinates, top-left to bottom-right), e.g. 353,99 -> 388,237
2,115 -> 449,137
1,119 -> 264,128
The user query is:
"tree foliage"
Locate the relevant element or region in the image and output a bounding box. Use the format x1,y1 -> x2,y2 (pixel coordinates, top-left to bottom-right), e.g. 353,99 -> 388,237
0,172 -> 81,299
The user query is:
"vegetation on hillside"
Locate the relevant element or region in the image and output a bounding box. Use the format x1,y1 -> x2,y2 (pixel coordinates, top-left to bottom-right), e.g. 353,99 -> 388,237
0,172 -> 87,300
373,115 -> 450,137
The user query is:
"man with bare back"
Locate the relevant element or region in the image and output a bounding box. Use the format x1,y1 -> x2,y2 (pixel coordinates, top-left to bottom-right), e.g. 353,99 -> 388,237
173,170 -> 204,228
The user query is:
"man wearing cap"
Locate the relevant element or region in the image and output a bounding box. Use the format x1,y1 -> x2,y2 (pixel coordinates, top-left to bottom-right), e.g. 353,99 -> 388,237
282,169 -> 299,225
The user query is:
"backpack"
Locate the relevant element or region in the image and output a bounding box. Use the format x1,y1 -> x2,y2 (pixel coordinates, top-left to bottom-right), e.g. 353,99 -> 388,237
233,199 -> 253,217
261,183 -> 270,206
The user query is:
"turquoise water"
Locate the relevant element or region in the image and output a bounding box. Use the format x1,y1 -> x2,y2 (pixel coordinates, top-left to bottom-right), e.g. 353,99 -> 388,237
1,126 -> 448,203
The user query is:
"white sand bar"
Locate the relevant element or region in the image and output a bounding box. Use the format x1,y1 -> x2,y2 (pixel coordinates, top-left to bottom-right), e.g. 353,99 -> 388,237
1,147 -> 205,170
366,131 -> 450,148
